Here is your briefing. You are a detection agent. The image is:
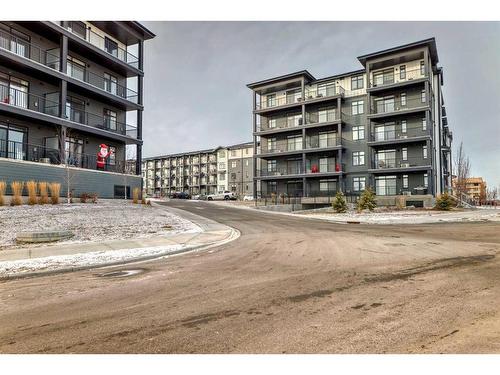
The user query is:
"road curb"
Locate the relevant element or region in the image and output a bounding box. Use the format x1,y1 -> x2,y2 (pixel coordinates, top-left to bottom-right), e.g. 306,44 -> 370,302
0,205 -> 240,281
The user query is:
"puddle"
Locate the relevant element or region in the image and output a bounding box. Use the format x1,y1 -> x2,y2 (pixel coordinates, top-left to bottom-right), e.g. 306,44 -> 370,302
97,269 -> 146,278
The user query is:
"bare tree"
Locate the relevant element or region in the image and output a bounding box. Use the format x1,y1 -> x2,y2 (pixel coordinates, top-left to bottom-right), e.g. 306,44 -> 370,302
59,127 -> 78,204
453,141 -> 471,205
122,146 -> 136,200
487,186 -> 498,202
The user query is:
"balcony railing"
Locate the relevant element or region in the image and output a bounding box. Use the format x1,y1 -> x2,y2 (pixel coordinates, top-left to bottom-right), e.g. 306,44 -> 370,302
67,61 -> 138,103
261,140 -> 303,154
370,127 -> 430,142
259,165 -> 304,177
255,94 -> 304,110
370,96 -> 428,115
0,139 -> 129,174
255,86 -> 345,110
305,109 -> 338,125
371,156 -> 429,170
306,162 -> 345,174
305,135 -> 340,149
256,116 -> 303,132
58,22 -> 139,68
304,85 -> 344,100
370,67 -> 427,88
0,83 -> 137,138
0,29 -> 61,70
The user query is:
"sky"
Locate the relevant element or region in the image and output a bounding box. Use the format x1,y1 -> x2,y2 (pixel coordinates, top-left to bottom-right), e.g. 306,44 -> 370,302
140,21 -> 500,188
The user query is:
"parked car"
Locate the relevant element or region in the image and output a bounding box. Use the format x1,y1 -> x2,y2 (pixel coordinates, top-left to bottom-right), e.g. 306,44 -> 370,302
243,195 -> 254,201
171,192 -> 191,199
206,191 -> 237,201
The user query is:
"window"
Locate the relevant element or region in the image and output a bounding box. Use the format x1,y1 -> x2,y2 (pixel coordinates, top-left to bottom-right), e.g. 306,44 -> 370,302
103,108 -> 117,131
286,89 -> 301,103
317,82 -> 335,97
402,147 -> 408,161
423,145 -> 428,159
353,177 -> 366,192
376,176 -> 397,196
320,179 -> 336,192
319,157 -> 329,173
352,151 -> 365,166
351,100 -> 364,115
421,90 -> 426,103
0,122 -> 27,160
376,97 -> 394,113
266,94 -> 276,108
231,161 -> 237,168
0,72 -> 29,109
401,93 -> 407,107
287,114 -> 302,127
351,75 -> 364,90
403,174 -> 409,189
218,162 -> 226,169
352,126 -> 365,141
422,118 -> 427,131
108,146 -> 116,166
424,173 -> 429,188
245,159 -> 249,166
219,174 -> 225,181
373,69 -> 394,86
104,37 -> 118,57
268,118 -> 276,129
66,96 -> 85,123
68,21 -> 87,39
400,65 -> 406,80
104,73 -> 118,95
375,150 -> 396,168
67,56 -> 86,81
287,135 -> 302,151
267,137 -> 276,152
268,181 -> 277,194
401,120 -> 407,133
420,61 -> 425,75
268,160 -> 277,172
319,131 -> 335,148
245,148 -> 249,155
318,108 -> 335,123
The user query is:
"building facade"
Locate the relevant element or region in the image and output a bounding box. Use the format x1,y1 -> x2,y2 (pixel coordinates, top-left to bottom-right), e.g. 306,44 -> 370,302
248,38 -> 453,205
453,176 -> 487,204
0,21 -> 154,198
143,142 -> 255,198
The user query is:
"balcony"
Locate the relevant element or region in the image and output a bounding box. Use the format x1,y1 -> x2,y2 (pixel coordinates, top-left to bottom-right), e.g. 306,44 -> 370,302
369,156 -> 431,173
306,161 -> 345,175
0,139 -> 129,174
305,108 -> 340,126
255,94 -> 303,111
369,67 -> 428,91
0,83 -> 138,139
58,22 -> 139,68
258,164 -> 304,178
368,127 -> 431,146
67,60 -> 138,104
260,139 -> 303,157
304,85 -> 344,103
305,134 -> 341,151
256,115 -> 303,133
369,96 -> 429,119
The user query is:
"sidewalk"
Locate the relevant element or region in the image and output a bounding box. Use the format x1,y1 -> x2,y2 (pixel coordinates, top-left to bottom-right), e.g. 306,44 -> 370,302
0,203 -> 239,279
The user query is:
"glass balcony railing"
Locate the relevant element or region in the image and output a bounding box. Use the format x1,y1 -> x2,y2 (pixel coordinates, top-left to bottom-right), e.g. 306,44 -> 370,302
306,161 -> 345,174
305,135 -> 340,149
370,127 -> 430,142
371,156 -> 430,170
370,96 -> 429,115
259,164 -> 304,177
370,67 -> 428,88
261,139 -> 303,154
255,86 -> 345,110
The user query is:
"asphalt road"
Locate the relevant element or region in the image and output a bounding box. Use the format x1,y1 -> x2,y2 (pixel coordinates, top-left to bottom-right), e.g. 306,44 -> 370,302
1,201 -> 499,353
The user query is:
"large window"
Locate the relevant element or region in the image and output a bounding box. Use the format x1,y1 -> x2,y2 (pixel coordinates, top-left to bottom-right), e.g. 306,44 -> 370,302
375,123 -> 395,141
319,131 -> 335,148
67,56 -> 86,81
373,69 -> 394,86
352,151 -> 365,166
104,73 -> 118,95
66,96 -> 85,124
319,179 -> 336,192
376,96 -> 395,113
317,82 -> 336,97
268,118 -> 276,129
318,108 -> 335,123
287,135 -> 302,151
402,147 -> 408,161
351,100 -> 364,115
287,114 -> 302,127
266,94 -> 276,108
421,90 -> 426,103
267,160 -> 277,173
423,145 -> 428,159
376,176 -> 397,196
353,176 -> 366,192
420,61 -> 425,75
65,137 -> 84,167
351,75 -> 364,90
0,122 -> 27,160
352,126 -> 365,141
103,108 -> 117,131
286,89 -> 301,104
104,37 -> 118,57
401,120 -> 407,134
267,137 -> 276,152
422,118 -> 427,131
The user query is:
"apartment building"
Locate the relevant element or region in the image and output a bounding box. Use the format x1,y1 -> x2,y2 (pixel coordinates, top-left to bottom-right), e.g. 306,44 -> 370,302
143,142 -> 256,198
0,21 -> 154,198
453,176 -> 487,204
248,38 -> 453,206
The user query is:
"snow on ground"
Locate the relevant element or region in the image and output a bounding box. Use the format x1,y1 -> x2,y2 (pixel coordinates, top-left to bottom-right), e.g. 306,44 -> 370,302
0,199 -> 200,249
294,208 -> 500,224
0,244 -> 186,276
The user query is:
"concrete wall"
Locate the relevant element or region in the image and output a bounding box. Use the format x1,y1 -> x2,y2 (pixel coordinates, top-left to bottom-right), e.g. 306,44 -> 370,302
0,158 -> 140,198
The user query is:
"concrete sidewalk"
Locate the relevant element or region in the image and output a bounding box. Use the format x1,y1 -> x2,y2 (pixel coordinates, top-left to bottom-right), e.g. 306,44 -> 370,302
0,203 -> 239,279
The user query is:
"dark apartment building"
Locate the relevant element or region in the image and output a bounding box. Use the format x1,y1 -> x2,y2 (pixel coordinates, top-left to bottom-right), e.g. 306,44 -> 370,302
0,21 -> 154,198
248,38 -> 453,206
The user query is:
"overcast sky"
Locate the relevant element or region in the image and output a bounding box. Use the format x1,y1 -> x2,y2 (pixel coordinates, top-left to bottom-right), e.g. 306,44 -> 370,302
140,21 -> 500,187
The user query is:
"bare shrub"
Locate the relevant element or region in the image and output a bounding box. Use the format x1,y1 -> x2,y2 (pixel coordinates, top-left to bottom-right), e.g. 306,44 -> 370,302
49,182 -> 61,204
38,182 -> 49,204
26,180 -> 38,205
10,181 -> 24,206
132,187 -> 140,204
0,181 -> 6,206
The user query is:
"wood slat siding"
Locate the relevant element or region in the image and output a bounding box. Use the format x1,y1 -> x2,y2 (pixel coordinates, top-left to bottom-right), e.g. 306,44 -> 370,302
0,159 -> 140,198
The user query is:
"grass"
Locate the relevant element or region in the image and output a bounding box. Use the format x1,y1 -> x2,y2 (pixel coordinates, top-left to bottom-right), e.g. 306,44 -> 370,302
10,181 -> 23,206
49,182 -> 61,204
0,181 -> 5,206
38,182 -> 49,204
26,180 -> 38,205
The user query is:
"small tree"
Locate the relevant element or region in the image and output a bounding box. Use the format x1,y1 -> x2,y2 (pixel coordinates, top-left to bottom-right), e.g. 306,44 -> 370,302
357,187 -> 377,212
435,192 -> 456,211
332,191 -> 348,213
453,141 -> 471,206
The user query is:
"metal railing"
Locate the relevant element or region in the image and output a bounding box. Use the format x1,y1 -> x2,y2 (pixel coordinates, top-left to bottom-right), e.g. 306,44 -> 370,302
370,127 -> 430,142
261,139 -> 303,154
370,67 -> 427,88
256,115 -> 303,132
306,162 -> 345,174
304,85 -> 345,100
58,22 -> 139,68
0,83 -> 138,138
67,60 -> 138,103
371,156 -> 429,169
0,29 -> 60,70
259,165 -> 304,177
370,96 -> 428,115
0,139 -> 129,173
305,109 -> 338,124
306,135 -> 340,149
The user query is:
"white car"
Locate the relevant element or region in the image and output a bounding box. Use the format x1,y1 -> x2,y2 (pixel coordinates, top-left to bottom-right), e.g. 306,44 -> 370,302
206,191 -> 236,201
243,195 -> 254,201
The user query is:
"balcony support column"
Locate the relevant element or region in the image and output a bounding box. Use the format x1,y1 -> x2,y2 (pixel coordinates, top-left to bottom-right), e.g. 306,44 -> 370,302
253,91 -> 258,199
338,148 -> 343,192
58,80 -> 67,119
59,34 -> 68,74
